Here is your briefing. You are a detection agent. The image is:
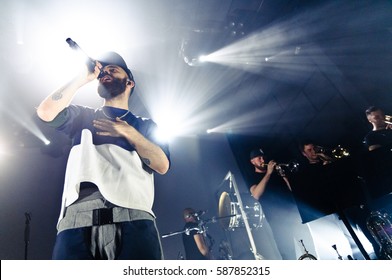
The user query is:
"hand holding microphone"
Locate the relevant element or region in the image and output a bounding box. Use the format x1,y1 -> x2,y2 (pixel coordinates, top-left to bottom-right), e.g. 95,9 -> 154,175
66,38 -> 107,82
66,38 -> 97,73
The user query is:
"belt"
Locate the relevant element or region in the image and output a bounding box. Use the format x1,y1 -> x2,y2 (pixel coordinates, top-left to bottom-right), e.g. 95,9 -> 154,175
58,199 -> 154,233
92,208 -> 114,226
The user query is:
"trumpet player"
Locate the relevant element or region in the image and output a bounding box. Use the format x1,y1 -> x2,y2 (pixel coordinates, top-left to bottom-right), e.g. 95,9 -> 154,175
364,106 -> 392,151
248,148 -> 314,260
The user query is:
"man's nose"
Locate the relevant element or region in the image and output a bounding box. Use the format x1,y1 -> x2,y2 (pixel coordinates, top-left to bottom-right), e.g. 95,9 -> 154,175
98,70 -> 110,79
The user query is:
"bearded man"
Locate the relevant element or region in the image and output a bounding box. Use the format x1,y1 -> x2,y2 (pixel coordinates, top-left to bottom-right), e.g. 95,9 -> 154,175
37,52 -> 170,260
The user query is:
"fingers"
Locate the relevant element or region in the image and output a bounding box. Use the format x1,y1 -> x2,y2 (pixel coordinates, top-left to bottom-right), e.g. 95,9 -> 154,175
93,119 -> 113,129
268,160 -> 277,167
93,118 -> 128,137
93,119 -> 117,134
266,160 -> 276,174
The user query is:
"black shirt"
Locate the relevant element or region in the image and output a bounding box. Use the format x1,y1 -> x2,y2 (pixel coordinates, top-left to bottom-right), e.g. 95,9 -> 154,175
182,222 -> 208,260
249,172 -> 297,223
363,129 -> 392,150
291,158 -> 364,223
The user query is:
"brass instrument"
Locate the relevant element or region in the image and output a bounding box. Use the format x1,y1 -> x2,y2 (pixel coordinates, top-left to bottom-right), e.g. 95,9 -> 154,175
385,115 -> 392,125
260,161 -> 299,173
331,145 -> 350,159
366,210 -> 392,259
314,145 -> 350,159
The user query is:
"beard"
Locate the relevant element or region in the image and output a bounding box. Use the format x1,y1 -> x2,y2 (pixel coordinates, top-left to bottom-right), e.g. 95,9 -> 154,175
97,76 -> 128,99
255,165 -> 267,173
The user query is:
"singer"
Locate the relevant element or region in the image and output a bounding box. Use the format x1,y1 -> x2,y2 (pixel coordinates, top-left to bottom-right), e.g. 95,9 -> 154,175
36,47 -> 170,260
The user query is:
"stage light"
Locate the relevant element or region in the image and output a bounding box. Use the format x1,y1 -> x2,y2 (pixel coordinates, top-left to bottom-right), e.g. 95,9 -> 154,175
155,120 -> 183,142
179,30 -> 224,67
198,55 -> 208,62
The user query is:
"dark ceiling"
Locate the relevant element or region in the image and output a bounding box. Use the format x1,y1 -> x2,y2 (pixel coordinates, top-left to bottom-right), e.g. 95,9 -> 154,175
2,0 -> 392,157
1,0 -> 392,260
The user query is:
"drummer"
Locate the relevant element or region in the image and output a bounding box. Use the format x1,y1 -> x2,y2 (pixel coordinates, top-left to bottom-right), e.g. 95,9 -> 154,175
249,147 -> 314,260
181,208 -> 212,260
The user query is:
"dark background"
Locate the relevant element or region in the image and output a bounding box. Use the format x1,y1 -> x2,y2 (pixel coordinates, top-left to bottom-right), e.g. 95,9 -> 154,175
0,0 -> 391,260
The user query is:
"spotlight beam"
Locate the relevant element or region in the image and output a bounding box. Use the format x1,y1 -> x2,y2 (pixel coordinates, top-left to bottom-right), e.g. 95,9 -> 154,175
203,1 -> 392,75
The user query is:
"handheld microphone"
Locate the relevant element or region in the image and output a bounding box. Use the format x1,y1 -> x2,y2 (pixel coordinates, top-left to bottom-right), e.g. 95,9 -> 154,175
65,38 -> 81,51
65,38 -> 96,73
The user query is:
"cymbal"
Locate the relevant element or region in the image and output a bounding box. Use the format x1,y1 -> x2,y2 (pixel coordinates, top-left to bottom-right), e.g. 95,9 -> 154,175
218,191 -> 232,229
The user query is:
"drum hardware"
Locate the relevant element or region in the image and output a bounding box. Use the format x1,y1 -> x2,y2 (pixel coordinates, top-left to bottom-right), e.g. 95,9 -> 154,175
218,191 -> 264,230
218,240 -> 233,260
221,171 -> 264,260
298,239 -> 317,260
331,244 -> 343,260
330,244 -> 355,260
161,226 -> 201,238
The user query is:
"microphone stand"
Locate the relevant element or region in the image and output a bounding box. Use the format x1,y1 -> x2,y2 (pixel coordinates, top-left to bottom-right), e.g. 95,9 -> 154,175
24,212 -> 31,260
332,244 -> 343,260
161,227 -> 200,238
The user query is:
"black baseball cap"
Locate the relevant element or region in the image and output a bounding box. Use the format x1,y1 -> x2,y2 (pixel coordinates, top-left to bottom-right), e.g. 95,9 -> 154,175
96,51 -> 134,81
250,148 -> 265,159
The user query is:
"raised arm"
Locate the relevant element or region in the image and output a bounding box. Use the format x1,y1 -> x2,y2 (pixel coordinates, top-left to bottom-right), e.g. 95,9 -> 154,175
250,160 -> 276,200
36,63 -> 100,122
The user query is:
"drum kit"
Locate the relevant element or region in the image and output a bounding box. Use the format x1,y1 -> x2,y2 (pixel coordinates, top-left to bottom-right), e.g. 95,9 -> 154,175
161,191 -> 263,236
162,171 -> 265,260
218,191 -> 264,230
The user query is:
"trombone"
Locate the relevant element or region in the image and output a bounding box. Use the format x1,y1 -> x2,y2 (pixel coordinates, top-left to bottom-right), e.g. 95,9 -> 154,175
314,145 -> 350,159
385,115 -> 392,125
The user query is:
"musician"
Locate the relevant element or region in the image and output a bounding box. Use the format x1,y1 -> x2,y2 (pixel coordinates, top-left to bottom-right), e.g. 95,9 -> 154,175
364,106 -> 392,151
293,141 -> 341,222
249,148 -> 314,260
181,208 -> 211,260
361,106 -> 392,258
360,105 -> 392,198
293,140 -> 376,259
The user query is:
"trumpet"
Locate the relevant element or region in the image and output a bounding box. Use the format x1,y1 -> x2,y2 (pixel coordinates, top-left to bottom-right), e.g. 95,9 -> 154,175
260,161 -> 299,173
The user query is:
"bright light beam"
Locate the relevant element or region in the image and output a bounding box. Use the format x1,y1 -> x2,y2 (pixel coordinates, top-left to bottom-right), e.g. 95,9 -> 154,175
202,1 -> 392,77
0,92 -> 50,147
136,41 -> 247,141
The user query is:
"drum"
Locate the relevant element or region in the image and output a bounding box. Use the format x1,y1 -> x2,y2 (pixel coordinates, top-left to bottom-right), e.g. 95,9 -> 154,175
218,191 -> 264,230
